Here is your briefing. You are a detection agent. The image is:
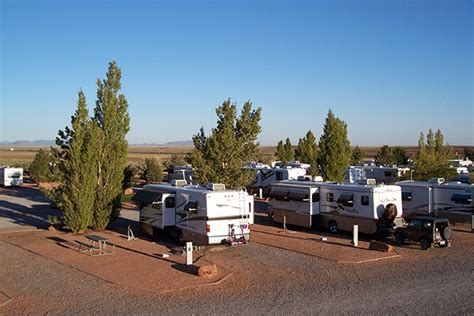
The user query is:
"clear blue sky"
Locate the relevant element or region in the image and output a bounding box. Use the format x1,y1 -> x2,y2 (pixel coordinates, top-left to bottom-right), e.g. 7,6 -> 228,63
1,0 -> 472,146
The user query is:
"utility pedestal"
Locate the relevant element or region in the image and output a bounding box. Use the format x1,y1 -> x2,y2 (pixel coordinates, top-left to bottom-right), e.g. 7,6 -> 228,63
352,225 -> 359,247
186,242 -> 193,265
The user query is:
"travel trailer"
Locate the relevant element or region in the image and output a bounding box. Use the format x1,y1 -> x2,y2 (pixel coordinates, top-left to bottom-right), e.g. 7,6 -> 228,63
246,163 -> 307,195
398,178 -> 474,218
0,167 -> 23,187
268,180 -> 404,235
132,181 -> 254,245
345,165 -> 398,184
167,165 -> 194,184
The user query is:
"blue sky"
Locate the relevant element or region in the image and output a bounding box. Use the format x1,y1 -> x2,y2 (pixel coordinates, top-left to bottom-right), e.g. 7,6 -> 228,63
1,0 -> 472,146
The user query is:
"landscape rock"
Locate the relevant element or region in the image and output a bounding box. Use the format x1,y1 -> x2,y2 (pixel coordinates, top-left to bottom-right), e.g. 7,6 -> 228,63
369,241 -> 393,252
197,264 -> 218,277
123,187 -> 134,195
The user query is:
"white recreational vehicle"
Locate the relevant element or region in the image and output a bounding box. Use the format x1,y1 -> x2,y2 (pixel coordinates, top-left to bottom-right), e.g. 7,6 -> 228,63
398,178 -> 474,218
246,163 -> 307,196
133,181 -> 254,245
0,167 -> 23,187
345,165 -> 398,184
268,180 -> 404,235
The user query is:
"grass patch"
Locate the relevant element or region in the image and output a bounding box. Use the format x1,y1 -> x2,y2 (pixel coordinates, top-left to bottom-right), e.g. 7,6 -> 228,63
121,194 -> 134,202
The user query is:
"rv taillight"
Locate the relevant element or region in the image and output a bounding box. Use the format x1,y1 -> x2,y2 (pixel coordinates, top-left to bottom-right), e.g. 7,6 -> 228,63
206,224 -> 211,233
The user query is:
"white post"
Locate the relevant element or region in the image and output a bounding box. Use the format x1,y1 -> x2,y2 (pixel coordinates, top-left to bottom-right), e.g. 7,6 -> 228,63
353,225 -> 359,247
259,188 -> 263,199
186,241 -> 193,265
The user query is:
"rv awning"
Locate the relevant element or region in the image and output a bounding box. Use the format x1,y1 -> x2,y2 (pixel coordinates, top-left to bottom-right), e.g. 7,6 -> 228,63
269,189 -> 289,200
132,190 -> 162,204
451,194 -> 472,205
287,191 -> 309,201
337,193 -> 354,205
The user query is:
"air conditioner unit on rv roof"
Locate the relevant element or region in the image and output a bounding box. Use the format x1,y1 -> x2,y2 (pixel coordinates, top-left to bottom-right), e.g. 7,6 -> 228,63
206,183 -> 226,191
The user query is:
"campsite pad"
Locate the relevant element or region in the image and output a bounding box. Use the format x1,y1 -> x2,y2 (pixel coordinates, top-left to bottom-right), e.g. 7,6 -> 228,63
251,224 -> 401,263
0,230 -> 230,296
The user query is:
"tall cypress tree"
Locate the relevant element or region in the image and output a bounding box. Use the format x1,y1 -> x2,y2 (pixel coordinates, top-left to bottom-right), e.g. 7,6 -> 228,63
190,99 -> 262,188
55,90 -> 98,232
294,130 -> 319,176
92,61 -> 130,229
275,137 -> 294,165
317,110 -> 351,181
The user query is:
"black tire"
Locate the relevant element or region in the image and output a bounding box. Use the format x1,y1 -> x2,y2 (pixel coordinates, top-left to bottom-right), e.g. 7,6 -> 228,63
328,221 -> 338,234
395,233 -> 405,245
442,227 -> 453,240
420,238 -> 431,250
176,230 -> 185,246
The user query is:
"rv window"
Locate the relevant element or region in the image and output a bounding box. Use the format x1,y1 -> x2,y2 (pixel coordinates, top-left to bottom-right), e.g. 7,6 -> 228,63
312,192 -> 320,202
184,201 -> 199,214
269,189 -> 289,201
288,191 -> 309,201
402,192 -> 412,201
276,171 -> 283,181
337,193 -> 354,207
384,171 -> 393,177
326,193 -> 334,202
361,195 -> 369,206
451,194 -> 472,205
165,196 -> 175,208
132,190 -> 162,204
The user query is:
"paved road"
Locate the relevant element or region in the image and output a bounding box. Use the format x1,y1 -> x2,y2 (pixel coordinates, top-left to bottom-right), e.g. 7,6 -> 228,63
1,187 -> 473,314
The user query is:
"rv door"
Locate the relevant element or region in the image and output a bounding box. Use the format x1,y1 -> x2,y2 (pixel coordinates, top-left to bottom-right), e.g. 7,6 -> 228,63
162,193 -> 176,227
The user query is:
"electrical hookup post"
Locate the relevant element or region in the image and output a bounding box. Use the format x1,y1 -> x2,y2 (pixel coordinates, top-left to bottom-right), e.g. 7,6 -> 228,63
186,242 -> 193,265
352,225 -> 359,247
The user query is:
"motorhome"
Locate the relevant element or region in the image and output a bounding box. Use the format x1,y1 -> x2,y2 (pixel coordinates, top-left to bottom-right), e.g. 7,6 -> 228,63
246,163 -> 307,196
345,165 -> 398,184
132,181 -> 254,245
268,180 -> 404,235
398,178 -> 474,218
0,167 -> 23,187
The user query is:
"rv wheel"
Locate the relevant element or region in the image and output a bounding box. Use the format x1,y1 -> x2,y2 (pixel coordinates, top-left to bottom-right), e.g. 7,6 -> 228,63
328,221 -> 338,234
176,230 -> 185,246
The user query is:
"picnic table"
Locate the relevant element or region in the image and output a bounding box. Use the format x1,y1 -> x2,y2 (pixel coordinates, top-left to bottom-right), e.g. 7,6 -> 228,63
79,234 -> 116,256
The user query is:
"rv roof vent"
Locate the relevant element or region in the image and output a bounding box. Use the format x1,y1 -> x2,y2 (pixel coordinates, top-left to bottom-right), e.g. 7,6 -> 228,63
365,178 -> 377,185
429,178 -> 445,184
297,175 -> 312,181
206,183 -> 226,191
313,176 -> 324,182
171,179 -> 187,187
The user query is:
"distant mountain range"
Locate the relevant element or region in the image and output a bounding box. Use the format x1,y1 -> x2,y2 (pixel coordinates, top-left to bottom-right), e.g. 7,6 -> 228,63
0,140 -> 193,147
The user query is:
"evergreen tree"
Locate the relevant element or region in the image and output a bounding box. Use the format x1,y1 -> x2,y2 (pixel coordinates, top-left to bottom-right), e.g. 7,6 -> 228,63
92,61 -> 130,229
317,110 -> 351,181
190,99 -> 262,188
375,145 -> 394,165
138,158 -> 163,182
414,129 -> 454,180
55,90 -> 98,232
29,149 -> 55,183
294,130 -> 319,176
275,137 -> 294,165
350,146 -> 365,164
392,147 -> 408,165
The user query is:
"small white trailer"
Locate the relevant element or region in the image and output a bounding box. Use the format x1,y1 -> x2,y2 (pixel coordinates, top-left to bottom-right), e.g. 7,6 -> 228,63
397,179 -> 473,218
0,167 -> 23,187
246,163 -> 307,196
268,180 -> 404,235
133,181 -> 254,245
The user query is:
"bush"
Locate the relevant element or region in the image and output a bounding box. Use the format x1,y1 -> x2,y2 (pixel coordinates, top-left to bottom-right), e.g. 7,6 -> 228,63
123,164 -> 138,189
138,158 -> 163,182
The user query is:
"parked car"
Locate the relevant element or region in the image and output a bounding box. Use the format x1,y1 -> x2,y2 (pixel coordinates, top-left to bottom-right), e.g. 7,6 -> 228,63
394,216 -> 453,250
